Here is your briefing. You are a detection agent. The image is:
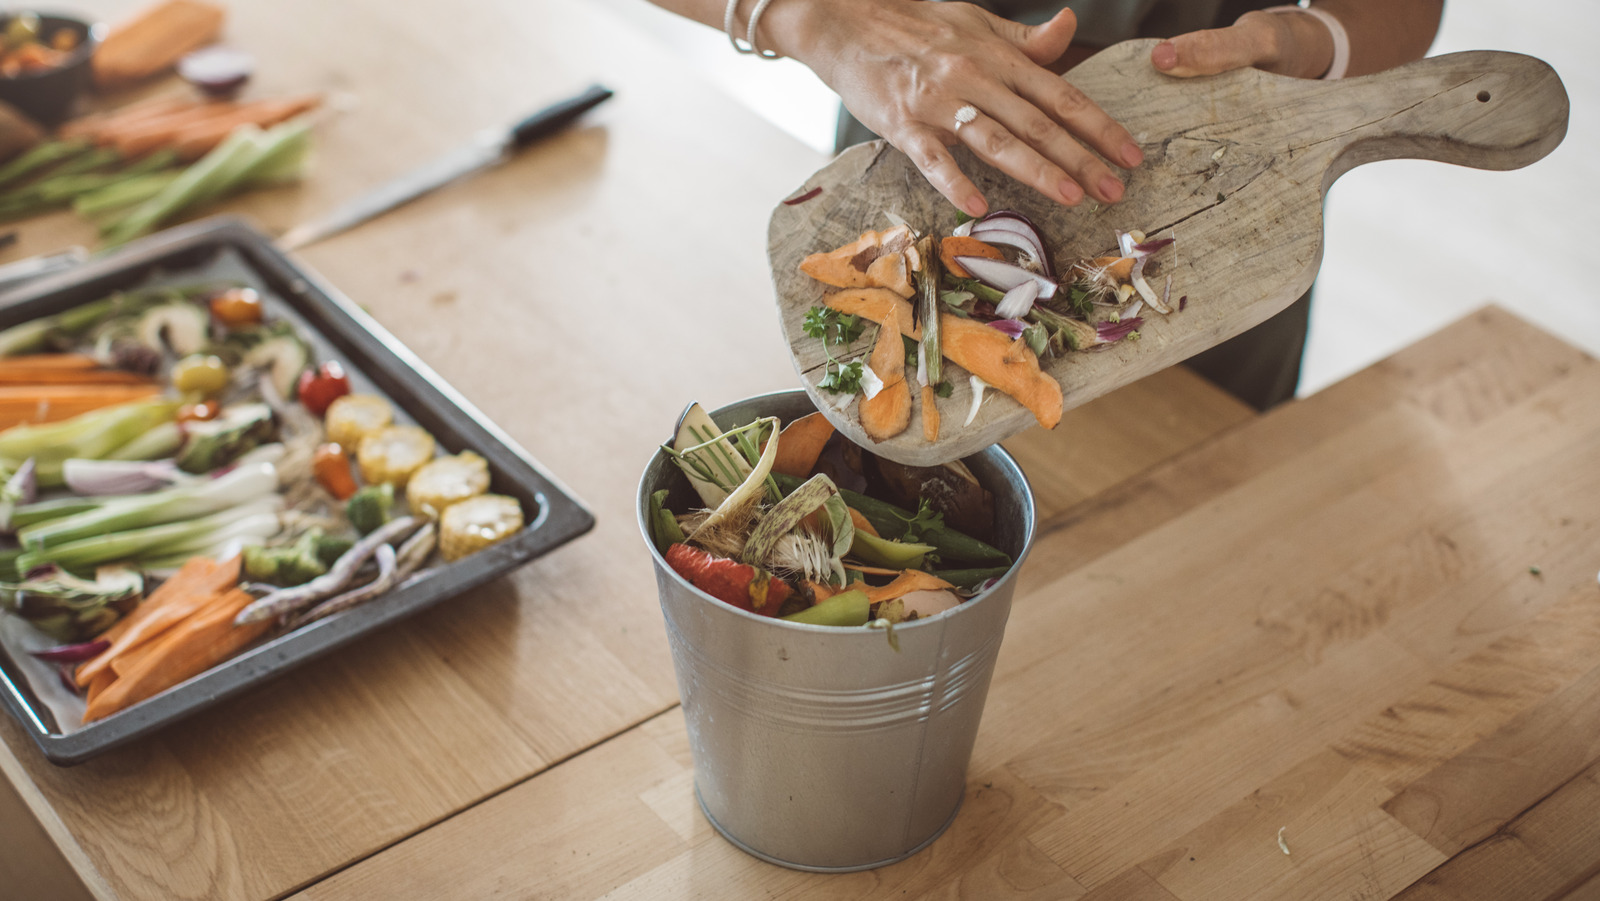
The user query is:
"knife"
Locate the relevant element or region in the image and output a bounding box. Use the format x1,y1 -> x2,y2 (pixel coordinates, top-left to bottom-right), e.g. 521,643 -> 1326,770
277,84 -> 614,252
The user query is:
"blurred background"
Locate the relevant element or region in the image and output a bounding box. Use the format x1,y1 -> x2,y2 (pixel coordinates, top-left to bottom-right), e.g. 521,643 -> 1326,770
594,0 -> 1597,396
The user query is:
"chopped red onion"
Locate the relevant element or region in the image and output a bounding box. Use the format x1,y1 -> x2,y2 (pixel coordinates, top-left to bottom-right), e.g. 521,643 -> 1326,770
1097,317 -> 1144,342
178,46 -> 255,98
1129,255 -> 1171,314
1162,275 -> 1173,312
783,186 -> 822,206
1179,295 -> 1189,311
994,280 -> 1041,319
1133,237 -> 1176,257
951,218 -> 975,237
955,256 -> 1056,300
30,639 -> 111,664
1117,230 -> 1136,257
986,318 -> 1028,339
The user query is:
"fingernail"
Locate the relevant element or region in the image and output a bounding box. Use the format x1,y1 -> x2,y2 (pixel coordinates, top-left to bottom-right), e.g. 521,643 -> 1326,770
1058,180 -> 1083,204
1122,142 -> 1144,167
1152,42 -> 1177,70
1098,175 -> 1124,202
965,194 -> 988,218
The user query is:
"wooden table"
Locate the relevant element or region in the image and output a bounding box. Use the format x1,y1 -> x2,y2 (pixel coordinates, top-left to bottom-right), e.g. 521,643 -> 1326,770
3,4 -> 1598,900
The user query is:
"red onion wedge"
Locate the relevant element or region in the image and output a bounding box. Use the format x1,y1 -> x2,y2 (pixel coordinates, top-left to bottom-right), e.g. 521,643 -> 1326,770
955,256 -> 1056,301
994,280 -> 1041,319
972,211 -> 1054,276
30,639 -> 111,664
63,459 -> 187,496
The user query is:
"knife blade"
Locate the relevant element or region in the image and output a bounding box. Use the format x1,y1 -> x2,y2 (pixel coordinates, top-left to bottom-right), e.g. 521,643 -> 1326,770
277,84 -> 614,252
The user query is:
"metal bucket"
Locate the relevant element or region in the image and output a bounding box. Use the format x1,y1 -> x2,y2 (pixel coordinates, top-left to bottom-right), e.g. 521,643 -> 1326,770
637,390 -> 1037,872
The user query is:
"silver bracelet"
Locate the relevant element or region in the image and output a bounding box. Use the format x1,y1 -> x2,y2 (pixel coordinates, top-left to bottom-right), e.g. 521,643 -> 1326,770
724,0 -> 783,59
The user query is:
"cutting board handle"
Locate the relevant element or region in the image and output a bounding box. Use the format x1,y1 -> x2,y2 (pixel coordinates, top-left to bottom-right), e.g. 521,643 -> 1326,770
1322,50 -> 1569,186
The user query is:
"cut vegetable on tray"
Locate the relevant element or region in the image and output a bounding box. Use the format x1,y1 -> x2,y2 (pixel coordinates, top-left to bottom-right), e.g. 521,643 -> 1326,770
796,210 -> 1182,445
653,401 -> 1015,632
0,275 -> 527,724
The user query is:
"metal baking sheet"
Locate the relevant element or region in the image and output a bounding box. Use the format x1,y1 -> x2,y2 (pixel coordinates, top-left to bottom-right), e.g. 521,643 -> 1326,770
0,216 -> 595,764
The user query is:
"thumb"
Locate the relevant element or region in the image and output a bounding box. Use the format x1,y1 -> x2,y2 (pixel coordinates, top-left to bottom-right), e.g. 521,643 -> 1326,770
1151,24 -> 1262,77
1010,8 -> 1078,68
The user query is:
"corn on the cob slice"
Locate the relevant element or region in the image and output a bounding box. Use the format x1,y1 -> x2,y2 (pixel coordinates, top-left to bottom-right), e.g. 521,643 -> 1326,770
439,494 -> 523,561
356,425 -> 435,487
407,451 -> 490,517
325,394 -> 393,448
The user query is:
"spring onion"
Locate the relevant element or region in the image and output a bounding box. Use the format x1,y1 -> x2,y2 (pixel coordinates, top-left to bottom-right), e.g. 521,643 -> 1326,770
19,460 -> 278,551
17,497 -> 283,573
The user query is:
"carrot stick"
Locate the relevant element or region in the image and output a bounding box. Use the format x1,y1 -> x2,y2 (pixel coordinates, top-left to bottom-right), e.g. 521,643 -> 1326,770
59,96 -> 196,143
171,95 -> 322,160
84,587 -> 270,721
0,385 -> 164,429
76,556 -> 239,686
0,369 -> 156,385
105,101 -> 238,157
0,353 -> 102,370
83,669 -> 117,708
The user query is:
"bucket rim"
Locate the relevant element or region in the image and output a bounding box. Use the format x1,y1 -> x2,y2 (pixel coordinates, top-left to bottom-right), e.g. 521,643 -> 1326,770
636,388 -> 1037,636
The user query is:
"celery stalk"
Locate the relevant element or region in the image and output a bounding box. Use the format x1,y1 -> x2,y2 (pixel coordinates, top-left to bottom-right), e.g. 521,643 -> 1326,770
75,171 -> 182,220
101,129 -> 261,244
104,421 -> 182,461
17,498 -> 282,573
0,140 -> 91,190
20,461 -> 278,550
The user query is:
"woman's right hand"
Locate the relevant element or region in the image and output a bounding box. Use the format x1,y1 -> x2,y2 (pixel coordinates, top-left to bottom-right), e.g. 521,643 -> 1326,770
768,0 -> 1144,218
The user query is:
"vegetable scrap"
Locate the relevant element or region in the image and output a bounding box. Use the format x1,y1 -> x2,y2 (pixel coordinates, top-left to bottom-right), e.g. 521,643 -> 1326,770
654,402 -> 1015,632
0,12 -> 82,78
797,212 -> 1184,441
0,277 -> 525,724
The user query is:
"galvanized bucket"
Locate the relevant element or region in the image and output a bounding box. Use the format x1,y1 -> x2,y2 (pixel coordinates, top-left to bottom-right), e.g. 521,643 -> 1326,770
637,390 -> 1037,872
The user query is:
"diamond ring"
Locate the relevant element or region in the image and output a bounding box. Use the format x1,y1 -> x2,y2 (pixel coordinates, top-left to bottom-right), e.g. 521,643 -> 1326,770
953,105 -> 979,130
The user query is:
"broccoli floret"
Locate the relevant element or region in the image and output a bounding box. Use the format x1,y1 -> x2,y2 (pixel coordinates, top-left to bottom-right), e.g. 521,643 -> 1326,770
312,532 -> 353,568
244,530 -> 331,587
345,483 -> 394,535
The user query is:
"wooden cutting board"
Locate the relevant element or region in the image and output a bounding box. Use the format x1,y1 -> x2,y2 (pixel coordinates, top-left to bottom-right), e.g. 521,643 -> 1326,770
768,40 -> 1568,466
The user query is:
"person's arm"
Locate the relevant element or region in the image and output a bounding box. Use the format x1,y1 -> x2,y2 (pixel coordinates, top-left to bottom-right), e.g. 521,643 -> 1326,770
645,0 -> 1144,218
1151,0 -> 1444,80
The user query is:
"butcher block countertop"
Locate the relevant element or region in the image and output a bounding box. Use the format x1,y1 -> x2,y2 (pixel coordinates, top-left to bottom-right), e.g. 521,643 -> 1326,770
0,0 -> 1596,897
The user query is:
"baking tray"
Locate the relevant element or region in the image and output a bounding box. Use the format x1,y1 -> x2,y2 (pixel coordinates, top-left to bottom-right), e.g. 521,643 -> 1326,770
0,217 -> 595,765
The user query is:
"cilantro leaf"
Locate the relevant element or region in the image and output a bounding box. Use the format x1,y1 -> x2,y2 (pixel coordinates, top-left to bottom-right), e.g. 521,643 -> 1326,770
818,360 -> 865,395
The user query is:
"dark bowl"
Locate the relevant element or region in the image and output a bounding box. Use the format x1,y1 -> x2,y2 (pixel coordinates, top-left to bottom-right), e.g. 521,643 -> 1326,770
0,12 -> 102,125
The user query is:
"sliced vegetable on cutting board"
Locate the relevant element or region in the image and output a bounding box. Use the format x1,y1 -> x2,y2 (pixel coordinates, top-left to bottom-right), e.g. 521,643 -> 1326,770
769,40 -> 1569,465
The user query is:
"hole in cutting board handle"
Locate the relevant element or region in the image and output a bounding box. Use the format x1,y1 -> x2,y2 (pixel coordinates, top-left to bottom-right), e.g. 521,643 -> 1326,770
1477,91 -> 1492,102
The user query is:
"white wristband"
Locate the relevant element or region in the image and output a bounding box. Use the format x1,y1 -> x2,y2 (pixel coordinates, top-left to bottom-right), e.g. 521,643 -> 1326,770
724,0 -> 783,59
1264,4 -> 1350,80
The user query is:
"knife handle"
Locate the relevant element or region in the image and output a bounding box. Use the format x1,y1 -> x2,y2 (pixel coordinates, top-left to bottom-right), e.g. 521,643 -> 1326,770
510,84 -> 615,149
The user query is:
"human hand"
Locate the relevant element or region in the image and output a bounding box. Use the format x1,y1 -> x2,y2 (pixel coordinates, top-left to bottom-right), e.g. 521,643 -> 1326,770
787,0 -> 1143,218
1151,9 -> 1336,80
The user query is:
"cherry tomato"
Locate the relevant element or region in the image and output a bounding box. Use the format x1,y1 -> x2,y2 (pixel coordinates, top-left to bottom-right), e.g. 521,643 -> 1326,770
297,361 -> 351,417
209,287 -> 264,327
312,442 -> 358,500
177,399 -> 221,423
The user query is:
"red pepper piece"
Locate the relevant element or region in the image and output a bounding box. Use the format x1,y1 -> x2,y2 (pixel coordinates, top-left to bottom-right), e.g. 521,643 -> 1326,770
664,543 -> 790,617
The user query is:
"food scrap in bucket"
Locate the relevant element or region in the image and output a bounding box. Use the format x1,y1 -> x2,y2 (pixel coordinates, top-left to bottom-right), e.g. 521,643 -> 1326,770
653,403 -> 1015,629
797,212 -> 1183,441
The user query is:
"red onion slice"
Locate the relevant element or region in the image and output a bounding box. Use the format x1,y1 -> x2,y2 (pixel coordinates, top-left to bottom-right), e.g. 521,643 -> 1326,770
1097,317 -> 1144,343
994,281 -> 1040,319
1133,237 -> 1176,256
955,256 -> 1056,300
972,212 -> 1055,276
30,639 -> 111,664
951,219 -> 975,237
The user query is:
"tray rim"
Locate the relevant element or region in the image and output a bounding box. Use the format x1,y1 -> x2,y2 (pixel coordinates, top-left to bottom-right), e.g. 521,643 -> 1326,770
0,216 -> 596,765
